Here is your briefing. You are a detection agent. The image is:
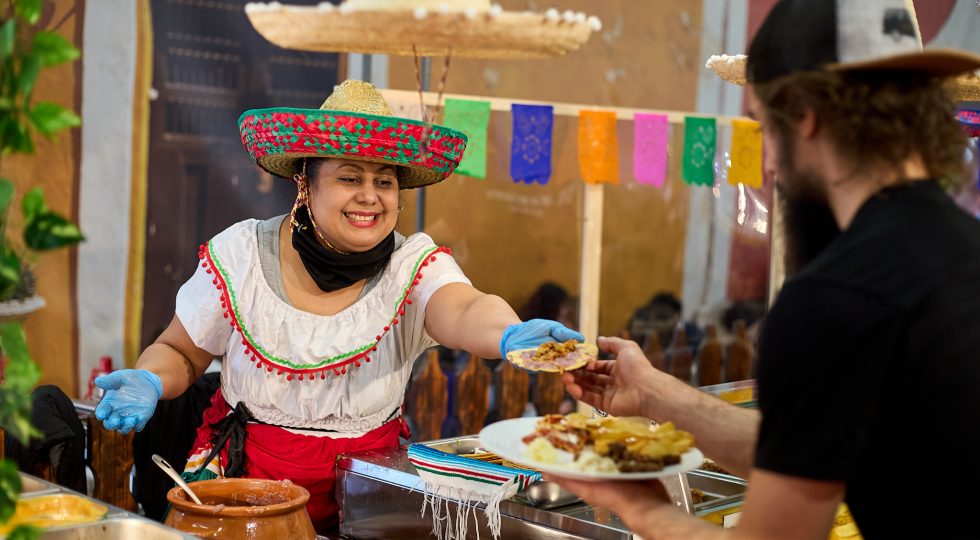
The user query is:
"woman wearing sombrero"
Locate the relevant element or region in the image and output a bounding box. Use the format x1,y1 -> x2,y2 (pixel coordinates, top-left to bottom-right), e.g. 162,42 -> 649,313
93,80 -> 581,530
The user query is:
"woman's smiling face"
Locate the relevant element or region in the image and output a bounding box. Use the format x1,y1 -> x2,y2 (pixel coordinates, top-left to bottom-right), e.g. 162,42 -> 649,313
306,158 -> 400,253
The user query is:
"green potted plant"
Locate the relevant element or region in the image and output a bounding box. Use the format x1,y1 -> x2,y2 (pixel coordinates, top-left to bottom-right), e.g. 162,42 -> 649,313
0,1 -> 84,537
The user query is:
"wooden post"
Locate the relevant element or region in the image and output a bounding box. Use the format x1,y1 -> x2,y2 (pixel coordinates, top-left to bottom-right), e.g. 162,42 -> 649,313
455,354 -> 490,435
533,373 -> 566,416
494,361 -> 530,420
577,183 -> 604,414
87,416 -> 137,512
405,350 -> 447,442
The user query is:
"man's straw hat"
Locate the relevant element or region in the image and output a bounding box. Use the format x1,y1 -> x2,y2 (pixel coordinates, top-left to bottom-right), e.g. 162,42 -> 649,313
239,80 -> 468,189
244,0 -> 602,59
704,0 -> 980,102
705,54 -> 980,103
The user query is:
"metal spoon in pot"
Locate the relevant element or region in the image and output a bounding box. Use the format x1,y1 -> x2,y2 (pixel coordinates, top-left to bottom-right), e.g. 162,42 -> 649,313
152,454 -> 203,505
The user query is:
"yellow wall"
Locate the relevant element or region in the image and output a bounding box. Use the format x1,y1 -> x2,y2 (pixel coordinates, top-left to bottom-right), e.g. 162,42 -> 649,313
5,2 -> 85,396
391,0 -> 702,335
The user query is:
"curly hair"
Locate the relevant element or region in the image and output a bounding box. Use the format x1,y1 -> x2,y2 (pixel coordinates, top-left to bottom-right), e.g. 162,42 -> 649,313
752,70 -> 968,188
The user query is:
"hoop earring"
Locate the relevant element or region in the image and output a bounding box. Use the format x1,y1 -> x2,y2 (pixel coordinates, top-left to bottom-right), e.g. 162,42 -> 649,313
289,174 -> 308,233
291,158 -> 349,254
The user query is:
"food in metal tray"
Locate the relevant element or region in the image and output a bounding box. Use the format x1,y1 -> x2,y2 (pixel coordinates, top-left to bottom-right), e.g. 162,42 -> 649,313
506,340 -> 597,373
699,458 -> 734,476
0,494 -> 108,533
521,413 -> 695,473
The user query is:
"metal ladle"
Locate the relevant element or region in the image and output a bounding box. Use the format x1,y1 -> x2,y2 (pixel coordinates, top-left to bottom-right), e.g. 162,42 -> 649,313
152,454 -> 203,505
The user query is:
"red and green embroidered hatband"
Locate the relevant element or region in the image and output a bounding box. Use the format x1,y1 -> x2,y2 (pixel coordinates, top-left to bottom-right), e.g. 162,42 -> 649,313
238,80 -> 468,189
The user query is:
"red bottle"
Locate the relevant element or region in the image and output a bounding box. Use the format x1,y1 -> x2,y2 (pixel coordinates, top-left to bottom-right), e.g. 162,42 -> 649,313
85,355 -> 113,401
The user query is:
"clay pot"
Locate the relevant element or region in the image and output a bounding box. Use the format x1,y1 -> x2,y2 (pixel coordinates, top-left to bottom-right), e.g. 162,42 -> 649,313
164,478 -> 315,539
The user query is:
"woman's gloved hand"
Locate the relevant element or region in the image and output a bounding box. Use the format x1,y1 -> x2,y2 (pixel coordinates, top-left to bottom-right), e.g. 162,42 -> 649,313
94,369 -> 163,434
499,319 -> 585,359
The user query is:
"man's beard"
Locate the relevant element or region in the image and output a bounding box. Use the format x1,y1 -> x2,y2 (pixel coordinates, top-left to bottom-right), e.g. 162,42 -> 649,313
775,134 -> 841,276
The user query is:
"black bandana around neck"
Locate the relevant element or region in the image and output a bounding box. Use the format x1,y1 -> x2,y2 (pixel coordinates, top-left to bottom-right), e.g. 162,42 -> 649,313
291,205 -> 396,292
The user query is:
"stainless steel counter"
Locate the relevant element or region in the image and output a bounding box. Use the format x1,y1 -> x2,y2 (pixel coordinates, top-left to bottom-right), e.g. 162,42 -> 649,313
336,438 -> 747,540
17,473 -> 196,540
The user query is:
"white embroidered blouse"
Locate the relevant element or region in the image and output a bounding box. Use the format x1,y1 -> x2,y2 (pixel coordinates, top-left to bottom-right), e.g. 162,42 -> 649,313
175,219 -> 470,437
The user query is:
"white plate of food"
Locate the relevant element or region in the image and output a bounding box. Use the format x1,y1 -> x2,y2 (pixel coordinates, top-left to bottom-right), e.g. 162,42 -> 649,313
478,414 -> 704,482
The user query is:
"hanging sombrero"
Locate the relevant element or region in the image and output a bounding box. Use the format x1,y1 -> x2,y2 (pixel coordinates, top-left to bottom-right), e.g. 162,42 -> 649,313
238,79 -> 468,188
243,0 -> 602,59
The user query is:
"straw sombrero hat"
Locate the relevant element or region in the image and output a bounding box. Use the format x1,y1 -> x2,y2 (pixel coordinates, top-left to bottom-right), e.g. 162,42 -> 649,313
243,0 -> 602,59
238,80 -> 468,188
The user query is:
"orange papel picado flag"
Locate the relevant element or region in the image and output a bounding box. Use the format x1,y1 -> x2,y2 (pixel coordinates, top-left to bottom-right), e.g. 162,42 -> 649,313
577,110 -> 619,184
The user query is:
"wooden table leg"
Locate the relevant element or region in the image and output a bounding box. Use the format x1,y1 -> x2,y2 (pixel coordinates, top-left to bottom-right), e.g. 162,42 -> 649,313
86,416 -> 137,511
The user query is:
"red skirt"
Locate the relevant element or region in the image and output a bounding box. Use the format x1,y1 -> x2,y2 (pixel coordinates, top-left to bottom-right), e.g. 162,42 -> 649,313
183,389 -> 403,532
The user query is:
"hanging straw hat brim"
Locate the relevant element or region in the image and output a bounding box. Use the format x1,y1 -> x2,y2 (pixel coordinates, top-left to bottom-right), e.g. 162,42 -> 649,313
705,53 -> 980,102
951,73 -> 980,103
244,3 -> 598,59
239,107 -> 468,189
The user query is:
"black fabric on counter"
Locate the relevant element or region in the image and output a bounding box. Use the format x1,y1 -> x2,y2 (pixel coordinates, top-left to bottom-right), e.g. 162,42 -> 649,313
4,385 -> 86,493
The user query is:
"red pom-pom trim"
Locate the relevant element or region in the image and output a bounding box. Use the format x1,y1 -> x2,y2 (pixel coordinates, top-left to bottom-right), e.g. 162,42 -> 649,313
202,244 -> 452,383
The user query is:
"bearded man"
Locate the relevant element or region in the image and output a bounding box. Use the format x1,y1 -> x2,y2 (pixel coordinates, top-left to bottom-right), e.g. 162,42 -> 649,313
549,1 -> 980,538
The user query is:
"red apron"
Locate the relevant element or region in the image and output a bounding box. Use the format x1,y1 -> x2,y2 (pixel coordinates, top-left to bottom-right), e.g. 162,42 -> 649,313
184,389 -> 403,532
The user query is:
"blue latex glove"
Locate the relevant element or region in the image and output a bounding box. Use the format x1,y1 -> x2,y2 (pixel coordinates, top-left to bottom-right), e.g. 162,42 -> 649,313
499,319 -> 586,360
94,369 -> 163,435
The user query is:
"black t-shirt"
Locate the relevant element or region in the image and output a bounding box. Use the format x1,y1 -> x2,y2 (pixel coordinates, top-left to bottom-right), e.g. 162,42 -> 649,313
755,181 -> 980,539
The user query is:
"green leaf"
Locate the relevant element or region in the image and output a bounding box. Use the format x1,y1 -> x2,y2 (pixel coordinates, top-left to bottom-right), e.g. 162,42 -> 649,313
8,524 -> 41,540
0,249 -> 20,298
0,20 -> 15,61
0,380 -> 40,443
0,118 -> 17,154
27,102 -> 80,137
3,120 -> 34,155
0,322 -> 31,367
32,31 -> 80,67
24,212 -> 84,250
16,53 -> 41,98
0,459 -> 22,524
0,179 -> 14,214
15,0 -> 42,25
0,322 -> 42,445
20,187 -> 45,221
4,355 -> 40,390
0,386 -> 39,444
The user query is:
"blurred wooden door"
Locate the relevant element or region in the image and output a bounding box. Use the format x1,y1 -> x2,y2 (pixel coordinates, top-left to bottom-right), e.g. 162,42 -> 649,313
141,0 -> 344,347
